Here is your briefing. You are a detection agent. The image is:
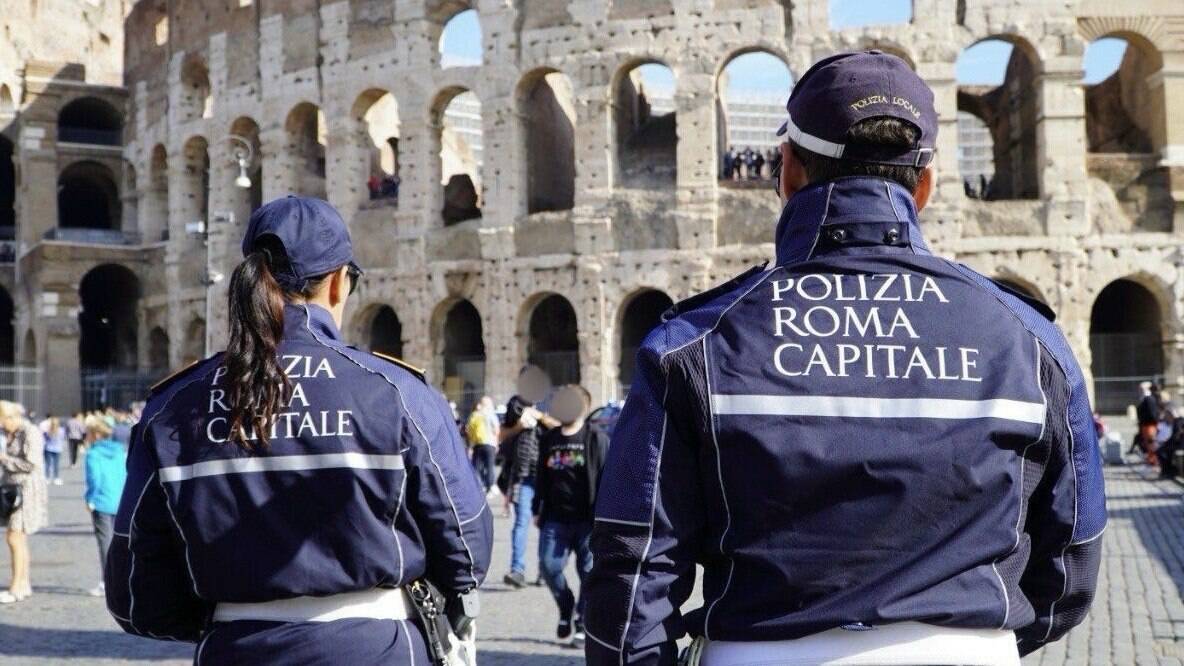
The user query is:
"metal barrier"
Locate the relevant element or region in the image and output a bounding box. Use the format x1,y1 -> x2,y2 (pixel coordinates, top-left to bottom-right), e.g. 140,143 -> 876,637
81,369 -> 164,411
0,366 -> 42,411
1093,374 -> 1165,415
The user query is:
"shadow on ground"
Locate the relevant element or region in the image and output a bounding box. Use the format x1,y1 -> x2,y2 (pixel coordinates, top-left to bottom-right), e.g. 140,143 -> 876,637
0,624 -> 192,660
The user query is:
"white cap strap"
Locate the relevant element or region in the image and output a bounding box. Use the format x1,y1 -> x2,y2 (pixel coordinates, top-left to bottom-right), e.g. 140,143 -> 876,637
783,114 -> 846,159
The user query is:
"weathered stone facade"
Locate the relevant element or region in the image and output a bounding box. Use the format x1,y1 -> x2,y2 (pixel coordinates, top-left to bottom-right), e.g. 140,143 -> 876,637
5,0 -> 1184,415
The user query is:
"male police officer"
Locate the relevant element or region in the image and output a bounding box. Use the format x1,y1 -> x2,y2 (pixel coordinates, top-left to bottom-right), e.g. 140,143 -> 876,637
584,51 -> 1105,665
105,196 -> 493,664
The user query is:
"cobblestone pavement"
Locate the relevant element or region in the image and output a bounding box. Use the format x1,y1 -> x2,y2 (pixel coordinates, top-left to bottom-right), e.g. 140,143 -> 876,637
1,458 -> 1183,664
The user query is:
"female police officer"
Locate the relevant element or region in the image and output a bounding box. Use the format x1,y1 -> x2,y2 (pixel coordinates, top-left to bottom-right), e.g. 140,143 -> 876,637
105,196 -> 493,664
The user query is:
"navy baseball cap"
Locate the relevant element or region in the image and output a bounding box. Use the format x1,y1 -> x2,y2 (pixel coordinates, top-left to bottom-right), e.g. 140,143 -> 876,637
777,50 -> 937,168
241,196 -> 362,291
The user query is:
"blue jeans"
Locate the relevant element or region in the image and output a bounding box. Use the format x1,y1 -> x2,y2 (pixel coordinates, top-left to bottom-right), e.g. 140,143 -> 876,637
510,480 -> 535,574
471,444 -> 496,492
44,450 -> 60,480
538,520 -> 593,621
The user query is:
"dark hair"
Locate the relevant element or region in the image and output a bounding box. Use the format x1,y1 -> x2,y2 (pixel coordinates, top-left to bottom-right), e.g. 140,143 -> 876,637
224,235 -> 330,450
790,117 -> 924,192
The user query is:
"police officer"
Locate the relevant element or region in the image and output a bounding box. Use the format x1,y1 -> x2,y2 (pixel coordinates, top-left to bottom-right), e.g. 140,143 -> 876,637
585,51 -> 1105,665
105,196 -> 493,664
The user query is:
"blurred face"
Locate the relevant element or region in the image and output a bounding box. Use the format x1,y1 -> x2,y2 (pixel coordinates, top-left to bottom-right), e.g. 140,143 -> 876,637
0,413 -> 21,434
551,386 -> 588,426
517,365 -> 551,405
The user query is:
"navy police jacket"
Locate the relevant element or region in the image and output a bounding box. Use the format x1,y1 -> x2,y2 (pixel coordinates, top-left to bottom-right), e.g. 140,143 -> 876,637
105,304 -> 493,643
585,177 -> 1106,664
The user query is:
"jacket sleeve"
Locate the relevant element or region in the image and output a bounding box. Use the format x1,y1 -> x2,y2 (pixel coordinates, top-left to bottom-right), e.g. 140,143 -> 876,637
1016,343 -> 1106,655
585,344 -> 707,666
105,422 -> 209,642
402,387 -> 493,596
532,433 -> 548,517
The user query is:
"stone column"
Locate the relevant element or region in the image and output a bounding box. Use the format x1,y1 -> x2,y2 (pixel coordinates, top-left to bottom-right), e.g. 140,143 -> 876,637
1037,56 -> 1089,236
674,71 -> 718,250
1155,62 -> 1184,232
572,81 -> 614,255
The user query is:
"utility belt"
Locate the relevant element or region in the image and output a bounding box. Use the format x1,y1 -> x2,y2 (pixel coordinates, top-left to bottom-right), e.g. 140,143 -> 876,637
681,622 -> 1021,666
211,583 -> 479,666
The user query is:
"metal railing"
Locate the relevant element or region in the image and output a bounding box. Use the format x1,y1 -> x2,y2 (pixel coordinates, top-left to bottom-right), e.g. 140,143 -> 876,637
81,369 -> 165,411
0,366 -> 42,411
528,351 -> 581,387
442,356 -> 486,413
1094,375 -> 1166,415
58,127 -> 122,146
43,228 -> 142,245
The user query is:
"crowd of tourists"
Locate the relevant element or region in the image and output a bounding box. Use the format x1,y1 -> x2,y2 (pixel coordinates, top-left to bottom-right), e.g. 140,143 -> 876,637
451,367 -> 612,649
0,403 -> 138,604
1129,381 -> 1184,478
722,145 -> 778,181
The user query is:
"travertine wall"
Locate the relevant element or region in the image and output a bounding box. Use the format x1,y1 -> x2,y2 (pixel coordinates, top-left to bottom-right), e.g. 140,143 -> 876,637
9,0 -> 1184,414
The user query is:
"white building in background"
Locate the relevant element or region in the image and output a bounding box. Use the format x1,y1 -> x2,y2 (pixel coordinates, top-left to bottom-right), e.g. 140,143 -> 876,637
957,111 -> 994,190
722,93 -> 786,151
443,94 -> 484,167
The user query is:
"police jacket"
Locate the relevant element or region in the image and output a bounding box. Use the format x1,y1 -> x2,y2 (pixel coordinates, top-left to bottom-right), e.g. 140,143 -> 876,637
105,304 -> 493,642
585,177 -> 1106,664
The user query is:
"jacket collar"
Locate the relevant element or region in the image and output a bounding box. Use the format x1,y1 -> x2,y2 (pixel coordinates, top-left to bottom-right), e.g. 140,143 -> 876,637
774,176 -> 931,265
283,303 -> 343,343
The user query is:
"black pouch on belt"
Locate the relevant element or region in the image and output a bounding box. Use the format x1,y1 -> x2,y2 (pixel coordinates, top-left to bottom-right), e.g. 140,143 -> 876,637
408,580 -> 454,666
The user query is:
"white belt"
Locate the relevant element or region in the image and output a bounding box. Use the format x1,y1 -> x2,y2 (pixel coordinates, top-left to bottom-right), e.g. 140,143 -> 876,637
212,588 -> 414,624
702,622 -> 1020,666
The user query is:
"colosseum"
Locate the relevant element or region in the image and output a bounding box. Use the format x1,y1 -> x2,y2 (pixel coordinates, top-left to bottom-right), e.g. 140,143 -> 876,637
0,0 -> 1181,416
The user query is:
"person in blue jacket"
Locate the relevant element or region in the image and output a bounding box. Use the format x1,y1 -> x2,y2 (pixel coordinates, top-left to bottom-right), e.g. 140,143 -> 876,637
83,414 -> 127,598
104,196 -> 494,664
584,51 -> 1105,666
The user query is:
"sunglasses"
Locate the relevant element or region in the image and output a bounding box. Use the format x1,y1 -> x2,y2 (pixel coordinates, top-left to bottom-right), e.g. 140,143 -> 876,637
770,152 -> 783,199
346,263 -> 363,296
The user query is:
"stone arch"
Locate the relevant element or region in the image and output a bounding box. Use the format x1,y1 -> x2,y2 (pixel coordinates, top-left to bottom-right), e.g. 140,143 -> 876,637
182,317 -> 206,365
229,117 -> 263,216
955,36 -> 1042,201
147,326 -> 170,372
1089,276 -> 1167,413
517,292 -> 580,386
144,144 -> 169,241
1083,33 -> 1165,155
179,53 -> 213,122
613,59 -> 677,187
431,297 -> 486,410
78,263 -> 141,370
715,49 -> 792,183
0,135 -> 13,228
517,68 -> 576,214
358,304 -> 404,358
437,6 -> 482,69
617,288 -> 673,394
352,88 -> 402,206
181,136 -> 210,227
432,87 -> 483,225
284,102 -> 327,199
58,96 -> 122,146
58,161 -> 120,230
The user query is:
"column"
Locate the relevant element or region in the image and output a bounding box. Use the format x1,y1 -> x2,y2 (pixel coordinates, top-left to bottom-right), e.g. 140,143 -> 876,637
1037,56 -> 1089,236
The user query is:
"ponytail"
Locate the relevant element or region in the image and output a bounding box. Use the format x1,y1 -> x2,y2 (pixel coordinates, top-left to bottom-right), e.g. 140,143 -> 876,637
224,239 -> 290,450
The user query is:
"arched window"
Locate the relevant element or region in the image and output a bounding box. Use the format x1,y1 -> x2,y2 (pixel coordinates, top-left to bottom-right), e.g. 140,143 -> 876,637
182,137 -> 210,227
955,38 -> 1040,200
526,294 -> 580,386
439,8 -> 481,69
180,54 -> 213,122
78,264 -> 141,370
369,306 -> 404,358
1090,279 -> 1164,413
58,97 -> 123,146
58,161 -> 120,230
285,102 -> 327,199
229,117 -> 263,219
519,70 -> 575,213
435,89 -> 483,225
353,90 -> 401,205
618,289 -> 673,395
1084,36 -> 1163,154
439,299 -> 485,410
716,51 -> 792,184
615,62 -> 677,187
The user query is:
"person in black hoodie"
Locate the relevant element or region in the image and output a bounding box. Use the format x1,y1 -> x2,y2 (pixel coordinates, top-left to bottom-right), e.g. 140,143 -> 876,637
533,384 -> 608,648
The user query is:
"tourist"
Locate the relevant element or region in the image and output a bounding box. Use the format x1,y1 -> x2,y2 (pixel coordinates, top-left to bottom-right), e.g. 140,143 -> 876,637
82,414 -> 126,597
466,396 -> 499,493
1136,382 -> 1160,464
65,412 -> 85,468
0,400 -> 47,604
41,416 -> 66,486
533,384 -> 608,648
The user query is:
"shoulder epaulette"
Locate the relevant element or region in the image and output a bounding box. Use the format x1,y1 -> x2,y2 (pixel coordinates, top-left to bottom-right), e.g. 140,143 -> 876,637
148,359 -> 201,395
989,278 -> 1057,323
372,351 -> 427,383
662,262 -> 768,323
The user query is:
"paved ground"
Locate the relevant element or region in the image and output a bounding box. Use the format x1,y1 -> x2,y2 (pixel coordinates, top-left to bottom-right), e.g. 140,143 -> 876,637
2,454 -> 1183,664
